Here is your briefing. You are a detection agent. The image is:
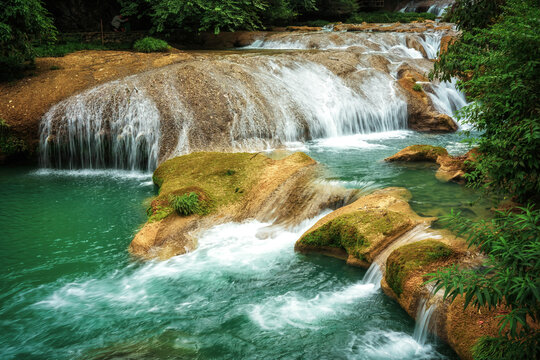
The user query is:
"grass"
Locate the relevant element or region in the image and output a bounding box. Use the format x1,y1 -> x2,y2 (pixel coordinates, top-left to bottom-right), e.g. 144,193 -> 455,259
133,37 -> 169,53
413,83 -> 423,92
347,11 -> 437,24
386,240 -> 454,297
34,41 -> 132,57
170,192 -> 204,216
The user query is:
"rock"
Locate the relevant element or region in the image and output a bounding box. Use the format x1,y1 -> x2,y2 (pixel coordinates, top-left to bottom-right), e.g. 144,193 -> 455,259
397,67 -> 459,133
385,145 -> 476,184
440,34 -> 456,54
381,239 -> 501,360
131,151 -> 353,260
286,26 -> 322,32
294,188 -> 434,267
406,37 -> 428,58
385,144 -> 448,162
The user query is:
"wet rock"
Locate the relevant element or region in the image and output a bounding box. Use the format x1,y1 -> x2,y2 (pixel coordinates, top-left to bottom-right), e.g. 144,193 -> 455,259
385,144 -> 448,162
381,238 -> 501,360
397,68 -> 459,133
131,152 -> 353,260
294,188 -> 434,267
385,145 -> 476,184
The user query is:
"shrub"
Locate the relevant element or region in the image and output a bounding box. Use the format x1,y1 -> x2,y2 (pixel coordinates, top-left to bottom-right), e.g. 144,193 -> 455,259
170,192 -> 202,216
427,206 -> 540,338
412,83 -> 423,92
472,334 -> 539,360
34,41 -> 132,58
0,118 -> 27,156
133,37 -> 169,53
347,11 -> 436,24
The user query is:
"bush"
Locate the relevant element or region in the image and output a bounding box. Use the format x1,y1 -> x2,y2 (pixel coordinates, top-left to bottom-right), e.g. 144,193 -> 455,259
347,11 -> 436,24
34,41 -> 132,58
170,192 -> 203,216
0,118 -> 27,156
412,83 -> 423,92
472,335 -> 539,360
0,0 -> 56,81
431,0 -> 540,203
427,206 -> 540,338
133,37 -> 169,53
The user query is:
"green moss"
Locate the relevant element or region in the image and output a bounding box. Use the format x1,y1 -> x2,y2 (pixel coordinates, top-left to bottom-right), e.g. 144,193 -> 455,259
133,37 -> 169,53
300,210 -> 409,260
0,118 -> 27,156
412,83 -> 423,92
386,240 -> 454,297
148,152 -> 271,220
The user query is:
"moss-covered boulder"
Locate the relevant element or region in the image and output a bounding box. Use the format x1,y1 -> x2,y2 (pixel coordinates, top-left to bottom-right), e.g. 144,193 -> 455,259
385,240 -> 454,297
384,144 -> 448,162
380,237 -> 502,360
295,187 -> 434,267
386,145 -> 478,184
131,151 -> 350,260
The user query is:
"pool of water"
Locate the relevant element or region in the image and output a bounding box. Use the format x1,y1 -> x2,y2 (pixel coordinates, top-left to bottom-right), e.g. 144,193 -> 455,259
0,131 -> 492,359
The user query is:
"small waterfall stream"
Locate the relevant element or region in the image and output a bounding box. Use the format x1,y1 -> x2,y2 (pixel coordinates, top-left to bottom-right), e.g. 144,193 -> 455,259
413,299 -> 438,345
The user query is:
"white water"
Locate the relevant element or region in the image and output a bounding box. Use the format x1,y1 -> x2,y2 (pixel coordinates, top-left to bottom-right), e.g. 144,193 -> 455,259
39,78 -> 161,171
413,299 -> 438,345
246,32 -> 444,60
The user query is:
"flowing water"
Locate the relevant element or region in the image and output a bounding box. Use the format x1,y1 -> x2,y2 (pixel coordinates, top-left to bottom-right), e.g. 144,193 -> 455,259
1,29 -> 488,359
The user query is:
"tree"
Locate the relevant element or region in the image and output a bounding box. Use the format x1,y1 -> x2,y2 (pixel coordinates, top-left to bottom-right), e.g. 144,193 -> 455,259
0,0 -> 57,80
119,0 -> 269,34
432,0 -> 540,203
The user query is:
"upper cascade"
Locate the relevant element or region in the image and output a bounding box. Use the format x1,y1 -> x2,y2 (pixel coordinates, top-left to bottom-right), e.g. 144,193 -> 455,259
39,29 -> 464,171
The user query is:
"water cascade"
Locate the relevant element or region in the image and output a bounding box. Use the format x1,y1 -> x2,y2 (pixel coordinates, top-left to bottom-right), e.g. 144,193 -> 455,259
413,299 -> 438,345
39,30 -> 464,173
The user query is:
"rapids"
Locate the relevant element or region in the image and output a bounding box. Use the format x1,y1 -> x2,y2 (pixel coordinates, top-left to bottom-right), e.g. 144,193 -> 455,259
1,25 -> 482,359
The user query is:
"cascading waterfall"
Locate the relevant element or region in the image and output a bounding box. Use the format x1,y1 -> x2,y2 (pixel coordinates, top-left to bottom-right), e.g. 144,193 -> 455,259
427,78 -> 468,117
413,299 -> 437,345
40,78 -> 161,171
39,29 -> 464,171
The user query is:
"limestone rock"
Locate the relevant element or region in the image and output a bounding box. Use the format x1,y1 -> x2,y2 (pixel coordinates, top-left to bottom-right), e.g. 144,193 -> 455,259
385,144 -> 448,162
294,188 -> 434,267
131,152 -> 354,260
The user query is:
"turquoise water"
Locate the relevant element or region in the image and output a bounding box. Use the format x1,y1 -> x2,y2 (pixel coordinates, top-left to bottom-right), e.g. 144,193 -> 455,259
0,131 -> 491,359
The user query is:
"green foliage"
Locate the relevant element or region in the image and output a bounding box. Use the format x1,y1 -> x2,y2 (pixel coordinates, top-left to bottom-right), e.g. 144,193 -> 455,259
316,0 -> 358,19
427,206 -> 540,338
444,0 -> 505,31
0,0 -> 57,81
386,240 -> 453,297
34,41 -> 132,57
170,192 -> 203,216
412,83 -> 423,92
133,37 -> 169,52
348,11 -> 436,24
472,334 -> 539,360
120,0 -> 269,34
0,119 -> 27,156
263,0 -> 317,25
431,0 -> 540,203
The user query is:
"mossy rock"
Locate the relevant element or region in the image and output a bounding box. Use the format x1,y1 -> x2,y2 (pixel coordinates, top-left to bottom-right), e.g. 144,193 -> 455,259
385,145 -> 448,162
0,118 -> 28,158
385,240 -> 454,297
148,152 -> 271,221
297,209 -> 411,262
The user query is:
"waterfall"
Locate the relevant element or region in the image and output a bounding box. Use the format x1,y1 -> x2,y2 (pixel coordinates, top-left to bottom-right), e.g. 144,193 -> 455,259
413,299 -> 437,345
363,263 -> 383,288
40,78 -> 161,171
39,29 -> 461,171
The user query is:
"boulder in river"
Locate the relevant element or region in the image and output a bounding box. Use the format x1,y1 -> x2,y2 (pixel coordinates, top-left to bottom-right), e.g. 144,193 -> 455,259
131,151 -> 353,260
294,187 -> 435,267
